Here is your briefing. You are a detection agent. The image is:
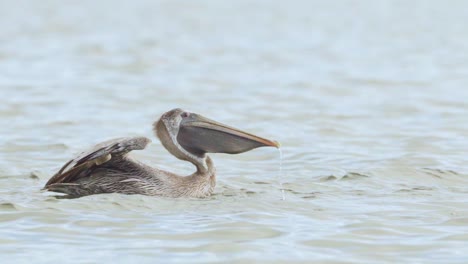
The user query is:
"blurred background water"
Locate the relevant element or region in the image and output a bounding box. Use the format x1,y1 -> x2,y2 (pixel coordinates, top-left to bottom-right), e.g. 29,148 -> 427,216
1,0 -> 468,263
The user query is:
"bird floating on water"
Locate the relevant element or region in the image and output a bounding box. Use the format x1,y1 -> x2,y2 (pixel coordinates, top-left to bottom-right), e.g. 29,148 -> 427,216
44,108 -> 279,198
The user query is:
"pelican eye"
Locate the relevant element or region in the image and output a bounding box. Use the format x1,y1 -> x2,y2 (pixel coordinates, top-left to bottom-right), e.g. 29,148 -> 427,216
181,112 -> 190,118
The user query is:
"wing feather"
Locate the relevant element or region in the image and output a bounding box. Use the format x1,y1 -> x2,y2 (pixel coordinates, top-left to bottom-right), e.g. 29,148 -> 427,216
45,137 -> 151,187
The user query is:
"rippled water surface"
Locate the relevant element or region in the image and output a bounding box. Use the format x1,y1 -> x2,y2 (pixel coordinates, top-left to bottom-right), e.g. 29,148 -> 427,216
1,1 -> 468,263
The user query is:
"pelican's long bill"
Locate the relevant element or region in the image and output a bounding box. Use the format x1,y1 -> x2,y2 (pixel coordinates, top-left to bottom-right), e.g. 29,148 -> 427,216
177,113 -> 279,156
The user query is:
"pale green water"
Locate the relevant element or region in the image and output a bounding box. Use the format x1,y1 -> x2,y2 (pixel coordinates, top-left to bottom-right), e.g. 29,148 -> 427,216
1,1 -> 468,263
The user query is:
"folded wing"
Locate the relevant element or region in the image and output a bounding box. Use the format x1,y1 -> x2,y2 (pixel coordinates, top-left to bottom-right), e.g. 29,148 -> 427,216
44,137 -> 151,188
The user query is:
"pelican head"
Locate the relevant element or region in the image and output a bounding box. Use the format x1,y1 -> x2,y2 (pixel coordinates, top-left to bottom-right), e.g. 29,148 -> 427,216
154,108 -> 279,172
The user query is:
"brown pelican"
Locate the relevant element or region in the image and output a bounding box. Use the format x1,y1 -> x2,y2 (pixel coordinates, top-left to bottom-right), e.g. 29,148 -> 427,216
44,108 -> 279,198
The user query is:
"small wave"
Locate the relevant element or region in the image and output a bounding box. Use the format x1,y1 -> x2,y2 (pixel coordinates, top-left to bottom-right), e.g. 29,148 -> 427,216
395,186 -> 434,193
320,172 -> 370,182
0,202 -> 17,210
420,168 -> 461,179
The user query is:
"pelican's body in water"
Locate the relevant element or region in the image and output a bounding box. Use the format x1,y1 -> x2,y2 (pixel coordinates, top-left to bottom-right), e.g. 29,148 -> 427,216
44,108 -> 279,198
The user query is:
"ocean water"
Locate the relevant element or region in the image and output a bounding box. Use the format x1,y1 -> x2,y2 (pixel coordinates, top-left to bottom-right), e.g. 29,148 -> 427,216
1,1 -> 468,263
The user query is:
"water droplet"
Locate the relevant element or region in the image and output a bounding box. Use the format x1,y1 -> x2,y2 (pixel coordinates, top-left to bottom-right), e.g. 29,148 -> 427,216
278,147 -> 285,201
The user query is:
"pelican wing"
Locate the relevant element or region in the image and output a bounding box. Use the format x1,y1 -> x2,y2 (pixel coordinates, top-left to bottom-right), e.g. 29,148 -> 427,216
44,137 -> 151,187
